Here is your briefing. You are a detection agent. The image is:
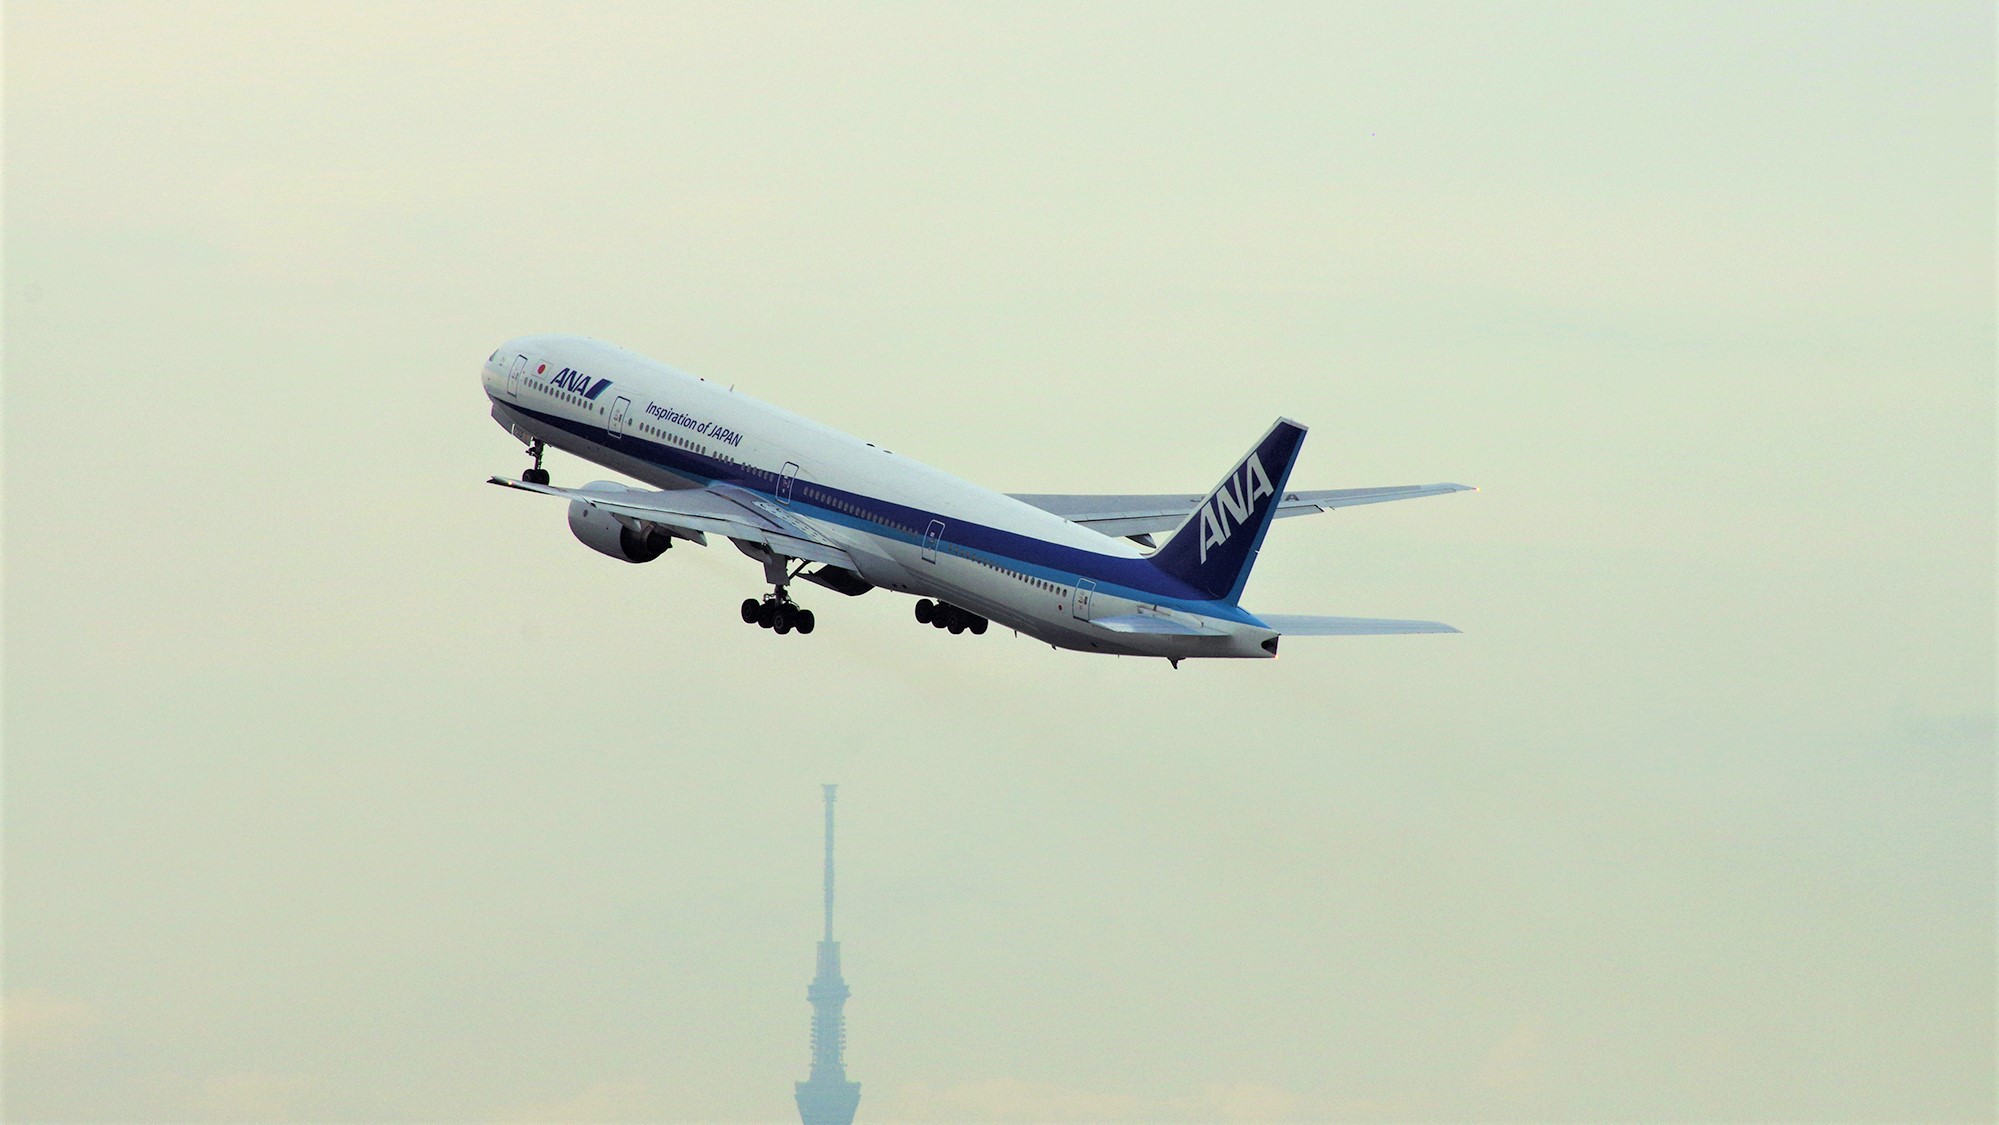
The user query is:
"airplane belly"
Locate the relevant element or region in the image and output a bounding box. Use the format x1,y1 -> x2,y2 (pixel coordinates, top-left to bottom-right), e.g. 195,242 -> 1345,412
900,554 -> 1148,657
818,525 -> 918,594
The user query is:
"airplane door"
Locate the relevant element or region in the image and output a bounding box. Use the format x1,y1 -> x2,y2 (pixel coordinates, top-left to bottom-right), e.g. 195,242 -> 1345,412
507,356 -> 526,398
1071,579 -> 1097,621
610,396 -> 632,435
777,462 -> 799,504
922,520 -> 945,563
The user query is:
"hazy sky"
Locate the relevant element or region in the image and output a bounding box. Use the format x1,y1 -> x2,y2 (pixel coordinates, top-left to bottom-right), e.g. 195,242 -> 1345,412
5,3 -> 1993,1122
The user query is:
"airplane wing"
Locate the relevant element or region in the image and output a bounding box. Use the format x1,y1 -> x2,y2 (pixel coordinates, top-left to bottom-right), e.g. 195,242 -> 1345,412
1256,614 -> 1459,635
487,476 -> 857,569
1009,483 -> 1474,538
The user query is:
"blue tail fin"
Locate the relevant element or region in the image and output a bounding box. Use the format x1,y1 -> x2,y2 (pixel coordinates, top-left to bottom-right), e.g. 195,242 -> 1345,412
1148,418 -> 1307,604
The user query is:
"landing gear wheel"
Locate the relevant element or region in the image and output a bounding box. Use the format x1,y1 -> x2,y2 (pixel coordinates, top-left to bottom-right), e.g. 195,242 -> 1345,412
970,617 -> 988,635
914,599 -> 934,624
947,617 -> 966,635
523,467 -> 550,485
750,586 -> 814,636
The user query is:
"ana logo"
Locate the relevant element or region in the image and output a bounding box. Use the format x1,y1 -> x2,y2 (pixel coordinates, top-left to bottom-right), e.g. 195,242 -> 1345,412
550,367 -> 613,400
1197,452 -> 1274,563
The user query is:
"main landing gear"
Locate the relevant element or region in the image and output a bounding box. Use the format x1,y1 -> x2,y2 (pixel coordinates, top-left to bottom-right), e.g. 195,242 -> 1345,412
522,440 -> 550,486
743,590 -> 815,635
915,599 -> 987,636
741,556 -> 815,636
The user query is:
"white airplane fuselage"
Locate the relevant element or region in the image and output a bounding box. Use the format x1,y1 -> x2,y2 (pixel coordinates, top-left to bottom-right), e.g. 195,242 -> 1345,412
483,335 -> 1281,659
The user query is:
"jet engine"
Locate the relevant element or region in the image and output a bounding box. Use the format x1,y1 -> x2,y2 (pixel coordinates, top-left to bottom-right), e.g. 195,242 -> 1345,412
567,482 -> 674,563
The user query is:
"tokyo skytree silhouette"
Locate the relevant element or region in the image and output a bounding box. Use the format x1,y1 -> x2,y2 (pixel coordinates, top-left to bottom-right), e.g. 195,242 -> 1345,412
794,784 -> 860,1125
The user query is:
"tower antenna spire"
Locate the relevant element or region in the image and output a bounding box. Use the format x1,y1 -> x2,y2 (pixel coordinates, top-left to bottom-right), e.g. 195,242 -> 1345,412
822,783 -> 836,942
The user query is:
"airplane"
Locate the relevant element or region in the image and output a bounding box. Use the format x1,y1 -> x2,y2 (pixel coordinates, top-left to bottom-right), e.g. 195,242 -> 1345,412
482,334 -> 1472,665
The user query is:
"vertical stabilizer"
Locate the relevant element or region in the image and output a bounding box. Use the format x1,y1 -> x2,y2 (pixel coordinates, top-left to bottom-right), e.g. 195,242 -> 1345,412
1148,419 -> 1307,604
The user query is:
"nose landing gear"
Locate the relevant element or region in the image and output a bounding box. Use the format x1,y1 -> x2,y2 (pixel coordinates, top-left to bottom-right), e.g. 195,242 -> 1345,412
522,440 -> 550,485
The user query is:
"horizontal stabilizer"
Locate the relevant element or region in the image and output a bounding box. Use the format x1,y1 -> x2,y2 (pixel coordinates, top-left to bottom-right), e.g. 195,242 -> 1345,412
1090,614 -> 1231,636
1257,614 -> 1460,636
1012,483 -> 1474,538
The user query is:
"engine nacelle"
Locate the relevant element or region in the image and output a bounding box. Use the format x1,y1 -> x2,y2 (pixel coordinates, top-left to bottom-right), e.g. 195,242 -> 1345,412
567,482 -> 673,563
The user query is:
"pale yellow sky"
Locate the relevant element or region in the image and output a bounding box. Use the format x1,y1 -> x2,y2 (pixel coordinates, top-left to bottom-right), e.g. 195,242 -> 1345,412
5,3 -> 1993,1122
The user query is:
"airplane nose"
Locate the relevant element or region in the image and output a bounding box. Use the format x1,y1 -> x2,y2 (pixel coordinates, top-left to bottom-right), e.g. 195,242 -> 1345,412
486,340 -> 529,386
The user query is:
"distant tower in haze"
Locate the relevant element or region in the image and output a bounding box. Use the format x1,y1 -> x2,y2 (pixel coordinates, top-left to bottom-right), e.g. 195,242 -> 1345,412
795,784 -> 861,1125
